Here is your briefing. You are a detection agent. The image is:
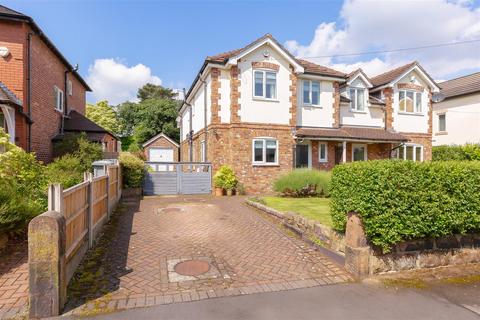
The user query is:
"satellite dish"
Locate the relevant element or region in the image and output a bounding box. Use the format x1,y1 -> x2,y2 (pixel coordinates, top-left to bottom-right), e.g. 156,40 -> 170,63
432,92 -> 446,103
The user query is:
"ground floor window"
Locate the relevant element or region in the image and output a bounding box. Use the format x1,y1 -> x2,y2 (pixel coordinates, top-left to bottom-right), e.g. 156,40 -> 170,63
295,143 -> 310,168
397,144 -> 423,161
352,144 -> 367,161
253,138 -> 278,165
200,140 -> 206,162
319,142 -> 328,162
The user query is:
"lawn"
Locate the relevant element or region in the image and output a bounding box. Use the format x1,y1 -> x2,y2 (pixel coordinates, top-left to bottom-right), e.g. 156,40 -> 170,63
260,196 -> 332,227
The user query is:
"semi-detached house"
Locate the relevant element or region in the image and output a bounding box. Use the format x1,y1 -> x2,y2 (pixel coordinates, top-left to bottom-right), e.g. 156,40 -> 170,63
178,34 -> 440,194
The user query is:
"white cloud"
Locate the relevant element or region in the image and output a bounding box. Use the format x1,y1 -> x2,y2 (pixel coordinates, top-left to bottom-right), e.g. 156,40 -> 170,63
86,58 -> 162,105
285,0 -> 480,78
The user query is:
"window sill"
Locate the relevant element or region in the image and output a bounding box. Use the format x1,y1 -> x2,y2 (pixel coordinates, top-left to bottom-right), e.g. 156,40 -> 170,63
319,160 -> 328,163
349,109 -> 367,114
302,104 -> 322,109
54,108 -> 64,114
435,131 -> 448,136
398,112 -> 424,116
252,163 -> 280,167
253,97 -> 279,103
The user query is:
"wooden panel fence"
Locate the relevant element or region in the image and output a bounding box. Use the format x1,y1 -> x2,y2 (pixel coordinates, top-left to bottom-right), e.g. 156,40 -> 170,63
47,164 -> 122,283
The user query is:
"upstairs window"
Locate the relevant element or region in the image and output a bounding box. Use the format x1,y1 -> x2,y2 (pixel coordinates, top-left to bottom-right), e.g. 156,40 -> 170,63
349,88 -> 365,111
253,138 -> 278,165
254,70 -> 277,99
399,90 -> 422,113
54,86 -> 64,112
438,114 -> 446,132
303,80 -> 320,106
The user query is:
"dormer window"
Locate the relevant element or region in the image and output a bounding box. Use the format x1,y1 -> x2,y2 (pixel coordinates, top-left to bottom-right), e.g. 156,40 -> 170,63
399,90 -> 422,113
349,87 -> 365,111
303,80 -> 320,106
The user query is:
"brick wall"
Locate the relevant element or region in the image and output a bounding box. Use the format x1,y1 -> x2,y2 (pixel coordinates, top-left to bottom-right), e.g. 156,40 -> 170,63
143,136 -> 179,162
384,87 -> 394,131
102,134 -> 118,153
332,82 -> 340,128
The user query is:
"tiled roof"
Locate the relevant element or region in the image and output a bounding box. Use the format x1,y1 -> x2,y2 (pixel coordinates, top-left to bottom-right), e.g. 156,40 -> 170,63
0,81 -> 22,106
296,126 -> 407,142
206,34 -> 346,78
370,62 -> 417,88
438,72 -> 480,99
64,110 -> 115,136
0,4 -> 26,17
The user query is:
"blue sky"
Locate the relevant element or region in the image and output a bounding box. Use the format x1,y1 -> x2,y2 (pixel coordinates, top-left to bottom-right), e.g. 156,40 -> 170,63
3,0 -> 480,104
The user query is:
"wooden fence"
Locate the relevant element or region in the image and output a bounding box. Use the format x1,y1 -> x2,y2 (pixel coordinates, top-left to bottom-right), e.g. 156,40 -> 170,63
46,164 -> 122,282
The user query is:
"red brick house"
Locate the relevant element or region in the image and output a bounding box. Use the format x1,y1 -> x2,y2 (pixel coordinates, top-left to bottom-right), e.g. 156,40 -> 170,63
178,34 -> 440,194
0,5 -> 117,162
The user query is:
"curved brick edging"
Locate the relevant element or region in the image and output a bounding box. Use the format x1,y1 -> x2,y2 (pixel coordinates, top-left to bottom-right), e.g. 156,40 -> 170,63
245,199 -> 346,254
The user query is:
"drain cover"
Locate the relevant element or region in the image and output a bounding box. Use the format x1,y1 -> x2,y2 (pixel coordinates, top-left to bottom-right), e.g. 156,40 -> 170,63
158,207 -> 182,214
174,260 -> 210,276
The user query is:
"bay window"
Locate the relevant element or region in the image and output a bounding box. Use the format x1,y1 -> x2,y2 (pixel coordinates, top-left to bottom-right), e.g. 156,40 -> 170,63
254,70 -> 277,99
399,90 -> 422,113
253,138 -> 278,165
303,80 -> 320,106
349,88 -> 365,111
397,144 -> 423,161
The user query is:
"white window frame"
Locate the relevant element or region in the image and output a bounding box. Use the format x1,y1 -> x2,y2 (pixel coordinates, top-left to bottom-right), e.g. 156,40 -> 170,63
200,140 -> 206,162
54,86 -> 64,112
399,89 -> 423,114
397,144 -> 423,162
318,142 -> 328,163
252,137 -> 279,165
253,70 -> 277,100
438,113 -> 446,132
349,87 -> 366,111
352,143 -> 367,162
302,80 -> 321,107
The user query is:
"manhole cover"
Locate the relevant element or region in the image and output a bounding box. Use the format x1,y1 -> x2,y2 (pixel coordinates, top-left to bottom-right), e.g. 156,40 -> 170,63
158,207 -> 182,214
174,260 -> 210,276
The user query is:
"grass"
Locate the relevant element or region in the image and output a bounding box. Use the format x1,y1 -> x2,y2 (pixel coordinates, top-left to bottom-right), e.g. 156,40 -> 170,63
260,196 -> 332,227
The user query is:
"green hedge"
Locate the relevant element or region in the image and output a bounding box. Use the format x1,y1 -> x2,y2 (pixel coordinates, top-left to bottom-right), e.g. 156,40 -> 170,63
330,160 -> 480,252
432,144 -> 480,161
274,169 -> 331,197
119,152 -> 145,188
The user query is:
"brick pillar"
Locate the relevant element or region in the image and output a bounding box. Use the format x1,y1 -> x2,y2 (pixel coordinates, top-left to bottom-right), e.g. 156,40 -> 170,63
332,82 -> 340,128
289,71 -> 298,127
210,68 -> 221,124
28,211 -> 67,318
384,87 -> 394,131
344,212 -> 371,278
230,66 -> 241,123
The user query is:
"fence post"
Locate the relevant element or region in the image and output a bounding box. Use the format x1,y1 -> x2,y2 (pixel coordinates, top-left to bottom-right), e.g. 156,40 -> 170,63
48,184 -> 63,213
105,165 -> 111,219
84,172 -> 94,249
28,211 -> 66,318
117,165 -> 122,202
344,212 -> 371,278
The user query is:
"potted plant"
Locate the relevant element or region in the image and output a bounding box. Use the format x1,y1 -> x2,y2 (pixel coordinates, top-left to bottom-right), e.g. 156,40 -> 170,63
213,165 -> 238,196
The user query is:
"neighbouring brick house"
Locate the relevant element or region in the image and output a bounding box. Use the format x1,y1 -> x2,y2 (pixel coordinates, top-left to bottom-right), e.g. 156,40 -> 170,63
0,5 -> 118,162
178,34 -> 440,194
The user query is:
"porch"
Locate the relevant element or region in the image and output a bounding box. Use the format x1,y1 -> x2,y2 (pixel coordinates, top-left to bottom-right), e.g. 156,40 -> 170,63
0,81 -> 23,144
294,126 -> 409,169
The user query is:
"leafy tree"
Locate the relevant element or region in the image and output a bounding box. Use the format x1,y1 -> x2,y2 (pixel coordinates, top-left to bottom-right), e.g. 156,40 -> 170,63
86,100 -> 121,135
137,83 -> 178,101
117,101 -> 143,137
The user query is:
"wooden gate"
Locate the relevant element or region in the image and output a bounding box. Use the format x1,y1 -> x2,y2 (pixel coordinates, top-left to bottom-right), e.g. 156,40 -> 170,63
144,162 -> 212,195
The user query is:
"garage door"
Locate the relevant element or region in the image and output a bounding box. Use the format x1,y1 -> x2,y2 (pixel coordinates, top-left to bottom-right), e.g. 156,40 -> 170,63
149,148 -> 174,171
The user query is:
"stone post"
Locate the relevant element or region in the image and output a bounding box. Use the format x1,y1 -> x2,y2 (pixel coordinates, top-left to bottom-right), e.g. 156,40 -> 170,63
344,212 -> 371,278
28,211 -> 66,318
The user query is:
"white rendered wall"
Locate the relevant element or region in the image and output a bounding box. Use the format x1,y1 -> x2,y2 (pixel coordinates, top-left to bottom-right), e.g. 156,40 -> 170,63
238,44 -> 291,125
433,93 -> 480,145
297,80 -> 335,128
219,69 -> 231,123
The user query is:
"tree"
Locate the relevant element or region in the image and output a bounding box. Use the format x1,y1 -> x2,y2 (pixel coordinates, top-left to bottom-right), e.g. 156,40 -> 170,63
137,83 -> 178,101
86,100 -> 121,135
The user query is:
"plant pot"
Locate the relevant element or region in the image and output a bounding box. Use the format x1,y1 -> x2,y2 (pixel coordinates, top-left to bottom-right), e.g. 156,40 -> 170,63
214,187 -> 224,196
226,189 -> 233,196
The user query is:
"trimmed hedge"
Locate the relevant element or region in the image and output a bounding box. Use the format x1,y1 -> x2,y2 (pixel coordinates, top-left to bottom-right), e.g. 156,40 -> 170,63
119,152 -> 145,188
274,169 -> 331,197
432,144 -> 480,161
330,160 -> 480,252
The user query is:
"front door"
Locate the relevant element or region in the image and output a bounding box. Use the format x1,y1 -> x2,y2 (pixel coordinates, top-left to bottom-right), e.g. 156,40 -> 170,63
295,144 -> 309,168
335,146 -> 343,165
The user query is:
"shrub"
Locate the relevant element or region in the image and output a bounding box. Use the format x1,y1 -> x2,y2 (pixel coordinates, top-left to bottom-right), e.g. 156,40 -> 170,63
213,165 -> 238,190
53,132 -> 103,171
119,152 -> 145,188
432,144 -> 480,161
273,169 -> 331,197
330,160 -> 480,253
45,154 -> 84,189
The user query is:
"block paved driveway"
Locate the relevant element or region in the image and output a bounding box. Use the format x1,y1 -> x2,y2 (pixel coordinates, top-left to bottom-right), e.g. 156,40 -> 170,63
65,195 -> 351,315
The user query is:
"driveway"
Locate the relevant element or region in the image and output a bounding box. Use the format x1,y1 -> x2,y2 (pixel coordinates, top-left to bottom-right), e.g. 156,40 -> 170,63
65,195 -> 351,316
